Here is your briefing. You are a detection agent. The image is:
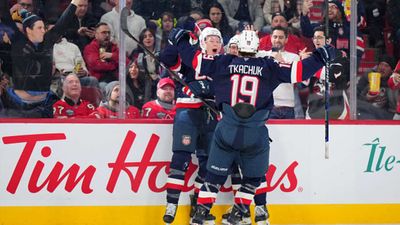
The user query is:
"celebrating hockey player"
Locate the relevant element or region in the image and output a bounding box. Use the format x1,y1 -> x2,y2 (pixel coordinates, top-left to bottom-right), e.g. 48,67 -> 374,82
168,25 -> 335,225
160,25 -> 223,225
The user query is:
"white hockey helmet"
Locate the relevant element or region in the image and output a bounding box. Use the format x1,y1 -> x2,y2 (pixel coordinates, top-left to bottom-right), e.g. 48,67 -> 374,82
227,35 -> 240,47
199,27 -> 222,50
238,30 -> 259,54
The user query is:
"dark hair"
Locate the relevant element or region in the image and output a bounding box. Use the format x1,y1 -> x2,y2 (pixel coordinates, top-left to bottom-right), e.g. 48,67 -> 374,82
272,26 -> 288,38
313,25 -> 333,39
95,22 -> 109,30
206,2 -> 234,39
160,11 -> 174,21
139,28 -> 156,45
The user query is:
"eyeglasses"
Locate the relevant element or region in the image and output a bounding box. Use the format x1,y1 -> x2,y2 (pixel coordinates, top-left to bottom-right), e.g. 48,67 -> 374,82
20,2 -> 32,7
312,36 -> 325,40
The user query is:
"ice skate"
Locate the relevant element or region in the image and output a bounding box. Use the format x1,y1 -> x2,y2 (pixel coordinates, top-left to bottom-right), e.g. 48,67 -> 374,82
227,205 -> 251,225
189,194 -> 198,218
221,206 -> 232,225
163,203 -> 177,224
190,205 -> 209,225
203,213 -> 216,225
254,205 -> 270,225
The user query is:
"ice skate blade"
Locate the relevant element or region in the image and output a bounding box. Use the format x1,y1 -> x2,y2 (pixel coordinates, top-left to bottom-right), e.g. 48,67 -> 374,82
256,220 -> 270,225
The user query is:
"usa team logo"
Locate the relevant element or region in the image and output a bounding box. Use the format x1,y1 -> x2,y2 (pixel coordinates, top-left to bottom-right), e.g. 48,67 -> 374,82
182,135 -> 191,146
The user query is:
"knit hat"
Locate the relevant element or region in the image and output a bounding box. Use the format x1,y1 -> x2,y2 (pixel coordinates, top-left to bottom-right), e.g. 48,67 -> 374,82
21,9 -> 42,31
328,0 -> 345,14
105,81 -> 119,100
157,78 -> 175,89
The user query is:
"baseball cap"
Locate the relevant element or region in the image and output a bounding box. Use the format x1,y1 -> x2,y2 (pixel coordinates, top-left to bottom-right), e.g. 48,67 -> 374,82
157,78 -> 176,89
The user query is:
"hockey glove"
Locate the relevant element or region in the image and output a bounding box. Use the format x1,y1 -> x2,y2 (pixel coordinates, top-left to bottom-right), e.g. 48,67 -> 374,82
168,28 -> 190,46
315,44 -> 336,64
182,80 -> 211,98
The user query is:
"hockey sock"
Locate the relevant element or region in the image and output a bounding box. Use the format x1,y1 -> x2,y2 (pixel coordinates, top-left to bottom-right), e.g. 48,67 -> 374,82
254,175 -> 267,205
166,151 -> 192,204
197,172 -> 227,210
234,176 -> 262,212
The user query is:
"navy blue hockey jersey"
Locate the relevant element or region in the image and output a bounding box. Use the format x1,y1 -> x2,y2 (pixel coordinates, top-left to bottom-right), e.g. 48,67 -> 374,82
160,43 -> 215,109
175,41 -> 327,111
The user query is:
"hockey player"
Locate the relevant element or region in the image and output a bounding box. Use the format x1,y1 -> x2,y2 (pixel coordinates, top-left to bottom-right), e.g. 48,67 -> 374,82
159,26 -> 223,224
168,25 -> 335,225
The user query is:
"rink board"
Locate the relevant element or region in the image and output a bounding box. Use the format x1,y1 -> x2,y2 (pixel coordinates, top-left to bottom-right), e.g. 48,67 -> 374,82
0,119 -> 399,224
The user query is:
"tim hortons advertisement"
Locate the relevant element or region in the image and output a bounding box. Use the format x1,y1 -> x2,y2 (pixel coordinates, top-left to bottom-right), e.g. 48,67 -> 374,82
0,122 -> 399,206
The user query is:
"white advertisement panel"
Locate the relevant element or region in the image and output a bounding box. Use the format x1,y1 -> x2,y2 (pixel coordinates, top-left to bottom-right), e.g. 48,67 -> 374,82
0,122 -> 399,206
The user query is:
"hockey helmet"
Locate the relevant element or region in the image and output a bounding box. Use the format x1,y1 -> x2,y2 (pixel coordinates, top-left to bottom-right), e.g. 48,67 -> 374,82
238,30 -> 259,54
228,35 -> 240,47
199,27 -> 222,51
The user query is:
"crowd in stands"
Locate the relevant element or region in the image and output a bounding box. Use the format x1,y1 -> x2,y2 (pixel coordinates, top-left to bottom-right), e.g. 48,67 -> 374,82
0,0 -> 399,120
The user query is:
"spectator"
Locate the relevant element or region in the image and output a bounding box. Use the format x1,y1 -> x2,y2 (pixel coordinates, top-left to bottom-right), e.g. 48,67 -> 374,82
154,11 -> 175,51
262,0 -> 301,33
357,55 -> 396,120
218,0 -> 265,31
95,81 -> 140,118
257,26 -> 302,119
53,37 -> 99,88
259,12 -> 306,54
300,0 -> 365,63
142,77 -> 176,119
53,73 -> 99,118
0,0 -> 80,118
64,0 -> 98,52
9,0 -> 35,14
84,22 -> 122,90
129,28 -> 161,104
126,61 -> 146,109
363,0 -> 386,49
206,1 -> 234,45
303,26 -> 350,120
101,0 -> 146,54
387,60 -> 400,120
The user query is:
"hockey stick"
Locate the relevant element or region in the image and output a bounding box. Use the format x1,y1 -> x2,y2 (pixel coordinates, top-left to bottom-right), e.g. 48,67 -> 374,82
119,7 -> 219,115
324,0 -> 330,159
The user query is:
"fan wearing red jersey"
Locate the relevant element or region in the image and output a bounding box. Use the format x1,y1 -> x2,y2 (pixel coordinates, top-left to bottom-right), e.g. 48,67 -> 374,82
142,77 -> 176,119
53,73 -> 99,118
95,81 -> 140,119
